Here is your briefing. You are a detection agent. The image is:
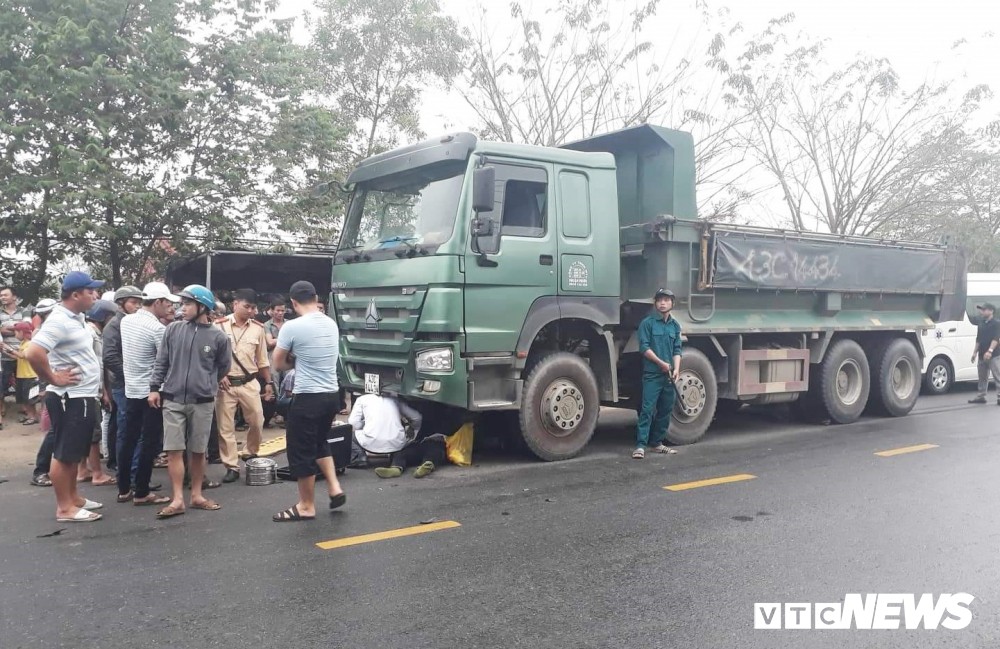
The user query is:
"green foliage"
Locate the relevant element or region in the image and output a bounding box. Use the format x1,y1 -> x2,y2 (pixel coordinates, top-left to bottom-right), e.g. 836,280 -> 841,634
0,0 -> 345,292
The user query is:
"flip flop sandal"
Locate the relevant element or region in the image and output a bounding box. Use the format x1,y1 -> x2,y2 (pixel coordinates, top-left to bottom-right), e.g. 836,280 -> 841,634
632,448 -> 645,459
117,491 -> 134,503
30,474 -> 53,487
191,500 -> 221,511
56,509 -> 103,523
133,494 -> 171,506
91,476 -> 118,486
22,418 -> 37,425
156,505 -> 185,519
272,505 -> 315,522
329,493 -> 347,510
81,499 -> 103,511
77,475 -> 93,483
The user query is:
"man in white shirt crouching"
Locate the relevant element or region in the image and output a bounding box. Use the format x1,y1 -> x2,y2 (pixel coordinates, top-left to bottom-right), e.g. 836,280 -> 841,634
349,393 -> 445,478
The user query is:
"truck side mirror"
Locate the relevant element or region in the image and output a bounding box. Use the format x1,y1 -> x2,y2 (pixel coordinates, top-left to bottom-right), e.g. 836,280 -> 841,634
472,166 -> 495,212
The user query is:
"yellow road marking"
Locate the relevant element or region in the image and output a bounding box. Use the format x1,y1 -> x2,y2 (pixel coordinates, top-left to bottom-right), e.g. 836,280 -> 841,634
874,443 -> 938,457
664,473 -> 757,492
316,520 -> 461,550
257,435 -> 287,457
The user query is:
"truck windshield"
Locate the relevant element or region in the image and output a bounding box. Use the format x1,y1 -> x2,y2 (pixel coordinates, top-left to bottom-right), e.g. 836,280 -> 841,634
338,161 -> 466,260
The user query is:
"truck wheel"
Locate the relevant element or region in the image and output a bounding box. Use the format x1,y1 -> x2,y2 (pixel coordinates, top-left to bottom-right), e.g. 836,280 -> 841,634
922,356 -> 953,395
817,339 -> 870,424
869,338 -> 921,416
519,352 -> 600,461
665,348 -> 718,445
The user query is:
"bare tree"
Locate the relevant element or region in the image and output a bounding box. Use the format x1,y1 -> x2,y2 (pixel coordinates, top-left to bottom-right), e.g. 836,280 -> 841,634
713,14 -> 985,236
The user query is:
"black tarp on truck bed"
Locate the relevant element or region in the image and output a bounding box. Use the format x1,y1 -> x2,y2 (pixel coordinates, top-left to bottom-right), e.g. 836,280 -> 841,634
711,229 -> 947,294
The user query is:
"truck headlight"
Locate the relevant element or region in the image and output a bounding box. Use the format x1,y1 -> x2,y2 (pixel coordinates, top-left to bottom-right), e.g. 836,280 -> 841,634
416,348 -> 453,373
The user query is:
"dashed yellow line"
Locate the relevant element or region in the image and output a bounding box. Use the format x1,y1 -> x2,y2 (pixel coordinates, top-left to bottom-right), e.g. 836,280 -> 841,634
316,520 -> 461,550
664,473 -> 757,492
874,444 -> 938,457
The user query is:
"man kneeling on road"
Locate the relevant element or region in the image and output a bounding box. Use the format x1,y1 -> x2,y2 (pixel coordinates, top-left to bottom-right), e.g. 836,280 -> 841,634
633,288 -> 682,459
350,392 -> 444,479
148,285 -> 231,519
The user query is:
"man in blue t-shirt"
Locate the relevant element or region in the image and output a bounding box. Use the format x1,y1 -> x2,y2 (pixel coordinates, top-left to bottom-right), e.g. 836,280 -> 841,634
270,280 -> 345,522
633,288 -> 683,459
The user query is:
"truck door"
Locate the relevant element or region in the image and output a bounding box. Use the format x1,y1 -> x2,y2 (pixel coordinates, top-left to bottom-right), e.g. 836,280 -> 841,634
464,161 -> 557,353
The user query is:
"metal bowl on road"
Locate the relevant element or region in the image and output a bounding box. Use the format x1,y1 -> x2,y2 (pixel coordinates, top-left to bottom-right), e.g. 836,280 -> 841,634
245,457 -> 277,486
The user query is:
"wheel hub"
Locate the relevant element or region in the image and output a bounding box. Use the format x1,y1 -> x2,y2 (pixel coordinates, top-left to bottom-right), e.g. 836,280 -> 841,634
890,357 -> 915,399
674,371 -> 707,423
930,364 -> 948,390
836,359 -> 863,405
541,379 -> 585,437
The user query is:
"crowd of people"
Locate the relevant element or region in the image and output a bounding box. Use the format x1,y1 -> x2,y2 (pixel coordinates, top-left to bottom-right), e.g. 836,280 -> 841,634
6,273 -> 363,524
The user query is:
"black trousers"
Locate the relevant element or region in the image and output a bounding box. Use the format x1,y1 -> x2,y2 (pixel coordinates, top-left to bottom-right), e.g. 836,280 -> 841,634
388,438 -> 446,471
117,398 -> 163,498
285,392 -> 340,478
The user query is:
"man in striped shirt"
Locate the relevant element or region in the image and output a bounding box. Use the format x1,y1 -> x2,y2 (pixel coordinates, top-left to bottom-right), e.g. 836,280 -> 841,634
24,271 -> 106,523
116,282 -> 177,507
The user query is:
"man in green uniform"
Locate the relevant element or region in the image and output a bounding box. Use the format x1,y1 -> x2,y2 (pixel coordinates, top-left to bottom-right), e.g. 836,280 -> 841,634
633,288 -> 682,459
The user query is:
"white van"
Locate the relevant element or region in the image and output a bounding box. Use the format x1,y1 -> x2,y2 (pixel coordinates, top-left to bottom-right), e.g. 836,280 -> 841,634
921,273 -> 1000,394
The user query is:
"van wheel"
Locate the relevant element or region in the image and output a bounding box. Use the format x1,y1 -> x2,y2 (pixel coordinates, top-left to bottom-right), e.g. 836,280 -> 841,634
519,352 -> 599,461
922,356 -> 953,395
665,348 -> 718,445
817,339 -> 870,424
869,338 -> 921,416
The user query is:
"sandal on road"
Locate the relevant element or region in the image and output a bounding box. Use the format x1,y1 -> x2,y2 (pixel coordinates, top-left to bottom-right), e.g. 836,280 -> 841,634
329,493 -> 346,510
92,475 -> 118,486
191,499 -> 221,511
22,418 -> 38,426
273,505 -> 315,522
57,509 -> 103,523
81,499 -> 103,511
30,474 -> 53,487
649,444 -> 678,455
632,447 -> 645,459
133,494 -> 170,506
116,491 -> 134,503
156,505 -> 185,519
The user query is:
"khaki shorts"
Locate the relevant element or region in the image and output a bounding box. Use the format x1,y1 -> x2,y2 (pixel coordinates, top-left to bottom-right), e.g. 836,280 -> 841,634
162,400 -> 216,453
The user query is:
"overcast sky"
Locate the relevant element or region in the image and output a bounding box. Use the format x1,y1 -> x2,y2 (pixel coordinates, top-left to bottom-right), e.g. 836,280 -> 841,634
276,0 -> 999,134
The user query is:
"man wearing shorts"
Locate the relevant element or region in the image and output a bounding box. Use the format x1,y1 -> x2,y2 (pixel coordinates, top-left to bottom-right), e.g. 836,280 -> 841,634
148,285 -> 231,519
270,280 -> 345,522
24,271 -> 106,523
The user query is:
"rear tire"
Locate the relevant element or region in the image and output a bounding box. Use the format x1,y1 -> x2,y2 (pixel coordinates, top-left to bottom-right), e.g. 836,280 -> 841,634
922,356 -> 953,395
869,338 -> 921,416
519,352 -> 600,461
817,339 -> 870,424
665,348 -> 718,445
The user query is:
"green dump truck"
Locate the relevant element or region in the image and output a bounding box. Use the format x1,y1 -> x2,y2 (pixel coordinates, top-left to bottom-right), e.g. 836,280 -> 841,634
332,125 -> 966,460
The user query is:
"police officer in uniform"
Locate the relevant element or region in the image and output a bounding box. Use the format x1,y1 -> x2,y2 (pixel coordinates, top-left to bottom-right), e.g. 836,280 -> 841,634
216,289 -> 274,482
633,288 -> 682,459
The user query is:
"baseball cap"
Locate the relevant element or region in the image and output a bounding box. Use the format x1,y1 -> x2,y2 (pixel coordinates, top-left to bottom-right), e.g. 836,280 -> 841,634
289,280 -> 317,302
34,298 -> 57,314
141,281 -> 180,303
978,303 -> 997,311
654,287 -> 675,299
62,271 -> 105,292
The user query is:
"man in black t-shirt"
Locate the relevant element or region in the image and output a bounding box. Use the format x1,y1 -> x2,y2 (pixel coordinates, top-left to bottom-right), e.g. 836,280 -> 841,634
969,302 -> 1000,404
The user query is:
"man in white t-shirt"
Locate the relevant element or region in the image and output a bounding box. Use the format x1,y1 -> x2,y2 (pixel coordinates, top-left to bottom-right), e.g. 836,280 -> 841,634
349,393 -> 443,478
25,271 -> 106,523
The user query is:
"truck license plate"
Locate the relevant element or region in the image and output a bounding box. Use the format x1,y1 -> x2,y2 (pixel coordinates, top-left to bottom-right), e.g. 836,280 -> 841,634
364,372 -> 380,395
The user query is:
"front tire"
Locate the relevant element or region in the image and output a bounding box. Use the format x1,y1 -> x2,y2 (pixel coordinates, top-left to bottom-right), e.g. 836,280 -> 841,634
665,348 -> 718,445
922,356 -> 953,395
519,353 -> 600,461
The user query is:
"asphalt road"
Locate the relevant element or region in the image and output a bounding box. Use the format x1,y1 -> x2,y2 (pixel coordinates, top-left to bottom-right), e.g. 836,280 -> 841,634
2,388 -> 999,648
